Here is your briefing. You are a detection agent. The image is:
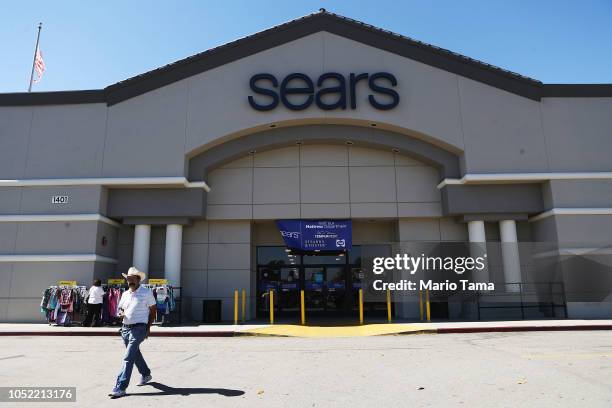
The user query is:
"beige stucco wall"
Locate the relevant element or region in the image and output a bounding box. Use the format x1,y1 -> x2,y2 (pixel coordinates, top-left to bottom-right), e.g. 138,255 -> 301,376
206,144 -> 442,220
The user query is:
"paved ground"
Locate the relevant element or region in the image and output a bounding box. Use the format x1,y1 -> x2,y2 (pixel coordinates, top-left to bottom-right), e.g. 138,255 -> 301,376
1,331 -> 611,407
2,319 -> 612,337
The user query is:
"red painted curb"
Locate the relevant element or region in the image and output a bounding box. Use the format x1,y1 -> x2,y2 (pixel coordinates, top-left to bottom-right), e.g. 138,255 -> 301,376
436,325 -> 612,334
2,325 -> 611,337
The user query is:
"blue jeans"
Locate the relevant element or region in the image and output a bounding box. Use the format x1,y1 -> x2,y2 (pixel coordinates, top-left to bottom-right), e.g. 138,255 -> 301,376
115,324 -> 151,390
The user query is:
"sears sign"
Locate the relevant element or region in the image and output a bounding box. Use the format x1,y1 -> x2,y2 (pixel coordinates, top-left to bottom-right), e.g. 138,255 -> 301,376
280,230 -> 300,240
248,72 -> 399,111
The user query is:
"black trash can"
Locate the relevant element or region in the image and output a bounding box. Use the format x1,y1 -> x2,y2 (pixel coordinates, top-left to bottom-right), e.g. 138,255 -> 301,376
202,299 -> 222,323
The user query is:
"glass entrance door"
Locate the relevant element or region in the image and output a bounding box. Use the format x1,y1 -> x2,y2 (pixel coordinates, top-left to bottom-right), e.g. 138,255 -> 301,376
325,266 -> 348,312
304,266 -> 325,312
279,267 -> 300,314
256,246 -> 363,319
303,265 -> 350,314
257,266 -> 301,317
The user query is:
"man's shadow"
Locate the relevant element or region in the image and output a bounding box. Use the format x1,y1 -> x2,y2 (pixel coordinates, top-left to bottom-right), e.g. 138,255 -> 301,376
123,382 -> 245,397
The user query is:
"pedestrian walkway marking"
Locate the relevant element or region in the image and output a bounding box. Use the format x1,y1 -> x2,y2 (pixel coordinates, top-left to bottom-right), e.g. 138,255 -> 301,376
242,323 -> 435,337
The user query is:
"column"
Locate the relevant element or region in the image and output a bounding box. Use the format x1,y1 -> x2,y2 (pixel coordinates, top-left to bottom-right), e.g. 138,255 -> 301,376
133,224 -> 151,273
467,220 -> 489,283
500,220 -> 521,293
467,220 -> 486,243
395,219 -> 433,320
164,224 -> 183,287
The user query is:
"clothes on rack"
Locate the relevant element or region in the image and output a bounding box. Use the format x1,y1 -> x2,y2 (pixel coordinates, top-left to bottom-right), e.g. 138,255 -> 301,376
40,283 -> 180,326
101,285 -> 127,324
108,287 -> 122,317
169,289 -> 176,311
153,286 -> 169,315
40,286 -> 88,326
145,284 -> 177,320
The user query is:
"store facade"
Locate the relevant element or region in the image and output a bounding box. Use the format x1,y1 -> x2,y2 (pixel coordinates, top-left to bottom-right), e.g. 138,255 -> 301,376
1,10 -> 612,323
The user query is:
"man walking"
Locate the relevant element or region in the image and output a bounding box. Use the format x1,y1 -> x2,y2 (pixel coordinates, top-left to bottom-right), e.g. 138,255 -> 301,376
109,267 -> 157,398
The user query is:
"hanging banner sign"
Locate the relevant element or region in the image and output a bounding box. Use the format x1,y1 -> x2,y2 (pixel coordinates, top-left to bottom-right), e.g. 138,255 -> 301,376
58,280 -> 77,286
107,279 -> 124,285
148,279 -> 168,285
275,219 -> 352,251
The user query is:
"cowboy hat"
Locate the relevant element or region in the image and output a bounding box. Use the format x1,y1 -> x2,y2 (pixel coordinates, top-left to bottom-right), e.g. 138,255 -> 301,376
122,266 -> 146,280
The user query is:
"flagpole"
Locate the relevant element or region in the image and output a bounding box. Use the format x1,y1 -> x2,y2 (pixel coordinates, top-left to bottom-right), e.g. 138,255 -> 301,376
28,22 -> 42,92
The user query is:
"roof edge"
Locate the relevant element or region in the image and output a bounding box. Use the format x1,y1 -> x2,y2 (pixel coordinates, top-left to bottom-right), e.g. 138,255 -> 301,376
1,11 -> 612,106
0,90 -> 105,106
103,11 -> 547,104
542,84 -> 612,98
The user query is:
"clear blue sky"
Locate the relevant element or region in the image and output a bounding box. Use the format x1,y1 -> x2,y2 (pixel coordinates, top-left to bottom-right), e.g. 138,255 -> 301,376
1,0 -> 611,93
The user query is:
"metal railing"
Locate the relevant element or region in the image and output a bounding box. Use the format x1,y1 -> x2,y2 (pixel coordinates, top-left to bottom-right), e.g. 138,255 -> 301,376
476,282 -> 567,320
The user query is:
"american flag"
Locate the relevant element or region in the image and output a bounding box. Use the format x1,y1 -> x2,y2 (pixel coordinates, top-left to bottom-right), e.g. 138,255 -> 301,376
33,48 -> 45,83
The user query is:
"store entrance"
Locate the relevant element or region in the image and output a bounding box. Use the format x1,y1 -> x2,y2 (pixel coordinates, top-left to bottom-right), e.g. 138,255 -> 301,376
303,265 -> 349,314
256,246 -> 363,319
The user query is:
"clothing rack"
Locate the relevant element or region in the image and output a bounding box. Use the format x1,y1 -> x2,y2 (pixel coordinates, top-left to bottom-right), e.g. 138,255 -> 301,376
141,284 -> 182,325
41,283 -> 183,327
97,283 -> 181,326
102,284 -> 126,325
40,285 -> 88,326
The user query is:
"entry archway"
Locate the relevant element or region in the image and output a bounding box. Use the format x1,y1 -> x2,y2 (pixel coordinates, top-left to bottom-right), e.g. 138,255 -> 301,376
187,124 -> 461,181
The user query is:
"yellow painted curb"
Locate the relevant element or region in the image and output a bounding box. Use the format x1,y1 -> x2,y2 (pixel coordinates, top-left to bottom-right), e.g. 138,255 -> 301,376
242,323 -> 436,338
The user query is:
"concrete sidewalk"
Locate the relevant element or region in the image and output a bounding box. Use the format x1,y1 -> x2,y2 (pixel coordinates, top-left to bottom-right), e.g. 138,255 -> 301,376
0,323 -> 256,337
1,319 -> 612,337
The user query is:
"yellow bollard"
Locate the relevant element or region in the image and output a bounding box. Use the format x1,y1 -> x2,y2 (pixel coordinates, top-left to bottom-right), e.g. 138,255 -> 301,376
386,288 -> 392,323
426,289 -> 431,322
300,289 -> 306,325
241,289 -> 246,323
358,288 -> 364,325
419,290 -> 424,321
233,289 -> 238,325
269,289 -> 274,325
